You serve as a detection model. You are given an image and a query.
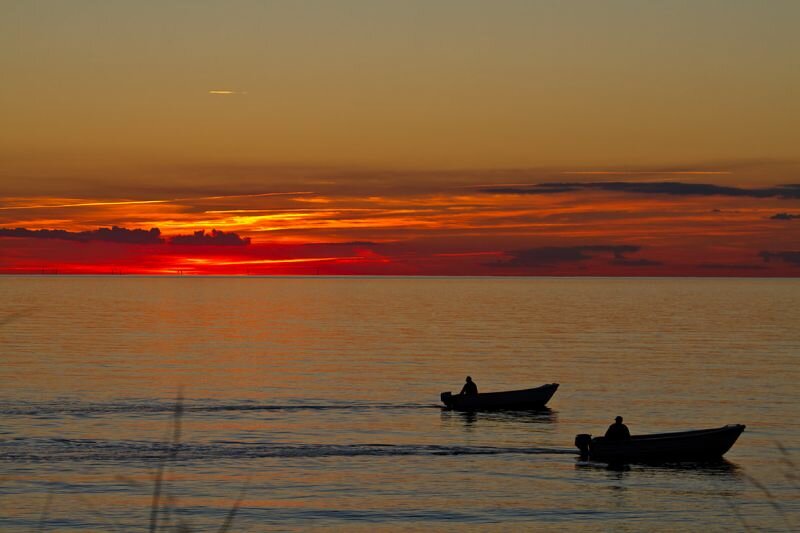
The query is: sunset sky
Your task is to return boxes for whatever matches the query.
[1,1,798,275]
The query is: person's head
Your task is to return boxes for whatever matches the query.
[466,376,472,383]
[615,416,623,423]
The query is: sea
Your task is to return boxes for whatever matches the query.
[1,276,798,531]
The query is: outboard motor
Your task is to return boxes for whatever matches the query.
[575,433,592,458]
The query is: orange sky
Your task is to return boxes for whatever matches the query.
[2,171,799,275]
[1,2,799,275]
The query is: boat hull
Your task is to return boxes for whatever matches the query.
[577,424,745,462]
[440,383,559,411]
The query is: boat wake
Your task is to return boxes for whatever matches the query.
[0,437,575,462]
[0,399,435,417]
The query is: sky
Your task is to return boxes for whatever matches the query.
[1,0,799,275]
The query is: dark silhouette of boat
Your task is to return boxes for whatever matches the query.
[440,383,559,410]
[575,424,746,462]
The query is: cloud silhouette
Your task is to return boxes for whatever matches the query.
[479,182,800,199]
[169,229,251,246]
[697,263,767,270]
[770,213,800,220]
[479,186,576,195]
[0,226,252,246]
[611,258,663,267]
[0,226,163,244]
[490,245,645,268]
[302,241,378,247]
[759,251,800,266]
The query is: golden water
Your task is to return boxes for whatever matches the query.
[1,277,798,530]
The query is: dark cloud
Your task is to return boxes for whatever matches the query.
[0,226,252,246]
[759,251,800,266]
[478,186,575,195]
[0,226,163,244]
[490,245,643,268]
[302,241,378,247]
[770,213,800,220]
[169,229,250,246]
[611,258,663,267]
[479,182,800,199]
[697,263,767,270]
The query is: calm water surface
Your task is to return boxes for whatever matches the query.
[1,277,798,531]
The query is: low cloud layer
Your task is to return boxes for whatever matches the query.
[480,182,800,199]
[759,251,800,266]
[170,229,250,246]
[490,245,651,268]
[0,226,251,246]
[0,226,163,244]
[611,258,663,267]
[698,263,767,270]
[770,213,800,220]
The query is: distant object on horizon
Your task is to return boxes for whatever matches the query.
[440,383,559,411]
[575,424,746,462]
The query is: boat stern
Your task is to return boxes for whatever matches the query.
[575,433,592,457]
[440,391,453,407]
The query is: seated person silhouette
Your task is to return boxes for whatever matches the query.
[605,416,631,440]
[460,376,478,396]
